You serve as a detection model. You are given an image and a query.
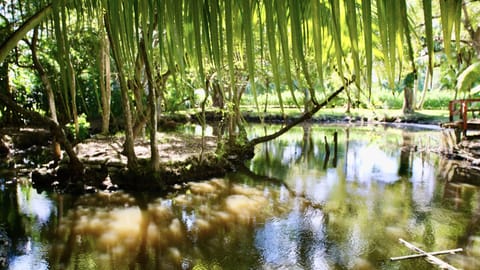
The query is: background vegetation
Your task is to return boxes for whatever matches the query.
[2,0,480,171]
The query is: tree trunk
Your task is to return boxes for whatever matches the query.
[98,19,111,135]
[105,15,138,171]
[463,4,480,57]
[402,72,416,114]
[0,61,12,124]
[416,68,430,110]
[131,53,146,138]
[403,86,414,114]
[30,27,61,161]
[0,92,83,172]
[140,39,159,171]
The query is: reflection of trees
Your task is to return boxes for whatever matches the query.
[47,176,298,269]
[398,131,414,177]
[0,182,24,262]
[248,125,346,180]
[236,164,329,269]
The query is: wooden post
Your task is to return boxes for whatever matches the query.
[323,135,330,169]
[332,131,338,167]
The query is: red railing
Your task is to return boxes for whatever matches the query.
[449,98,480,136]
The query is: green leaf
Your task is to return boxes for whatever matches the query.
[457,62,480,93]
[265,0,284,114]
[422,0,433,76]
[275,0,300,108]
[361,0,372,97]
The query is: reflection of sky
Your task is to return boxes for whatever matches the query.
[410,155,436,210]
[16,187,54,225]
[9,239,48,270]
[255,205,328,269]
[346,143,399,184]
[303,169,340,204]
[253,126,443,268]
[281,144,302,164]
[10,187,53,270]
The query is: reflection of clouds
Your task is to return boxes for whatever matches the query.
[346,143,399,184]
[411,156,436,210]
[281,144,302,164]
[9,238,49,270]
[344,225,369,269]
[255,206,328,269]
[9,188,53,270]
[17,187,53,225]
[303,169,339,204]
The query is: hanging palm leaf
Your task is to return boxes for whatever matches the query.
[275,0,300,108]
[422,0,434,77]
[345,0,360,90]
[224,0,235,101]
[312,0,326,93]
[439,0,458,63]
[328,0,345,85]
[361,0,372,99]
[290,0,317,104]
[457,61,480,93]
[265,0,284,114]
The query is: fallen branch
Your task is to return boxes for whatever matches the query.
[0,92,83,172]
[247,77,354,148]
[398,238,459,270]
[390,248,463,261]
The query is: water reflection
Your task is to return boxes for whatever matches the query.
[247,124,480,269]
[0,124,480,269]
[45,178,300,269]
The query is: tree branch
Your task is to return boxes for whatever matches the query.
[0,4,52,63]
[0,91,83,171]
[247,77,354,147]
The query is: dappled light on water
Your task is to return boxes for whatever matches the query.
[1,124,480,269]
[47,178,298,269]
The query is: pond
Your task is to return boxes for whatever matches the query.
[0,123,479,270]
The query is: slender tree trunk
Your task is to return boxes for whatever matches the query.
[29,27,61,161]
[131,54,146,137]
[52,4,76,132]
[105,15,137,171]
[60,9,78,137]
[403,86,414,114]
[140,39,159,171]
[0,61,12,124]
[417,68,430,110]
[98,19,111,135]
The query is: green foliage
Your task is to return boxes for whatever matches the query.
[2,0,477,142]
[367,89,453,110]
[420,90,453,109]
[457,62,480,93]
[373,91,404,109]
[66,113,90,141]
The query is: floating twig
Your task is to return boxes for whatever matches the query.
[397,238,460,270]
[390,248,463,261]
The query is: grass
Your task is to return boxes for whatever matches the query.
[237,106,450,125]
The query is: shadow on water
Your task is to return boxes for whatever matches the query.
[0,123,480,269]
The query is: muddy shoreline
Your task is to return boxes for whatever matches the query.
[1,114,479,194]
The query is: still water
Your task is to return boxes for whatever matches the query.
[1,123,479,270]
